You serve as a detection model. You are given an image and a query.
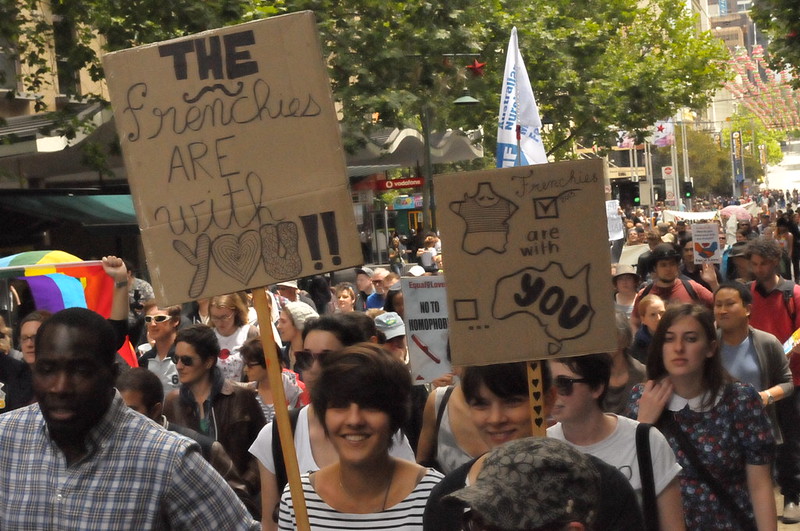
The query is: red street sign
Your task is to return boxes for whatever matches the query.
[375,177,425,190]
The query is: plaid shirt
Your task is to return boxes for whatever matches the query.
[0,392,259,530]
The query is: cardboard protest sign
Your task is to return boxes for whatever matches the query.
[401,277,452,382]
[691,223,722,265]
[435,159,617,365]
[103,12,361,305]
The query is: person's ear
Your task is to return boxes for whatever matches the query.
[149,401,163,421]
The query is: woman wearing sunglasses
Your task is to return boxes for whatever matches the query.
[163,324,266,503]
[548,353,685,530]
[249,314,414,531]
[423,362,644,531]
[629,304,777,530]
[278,343,442,529]
[137,303,182,393]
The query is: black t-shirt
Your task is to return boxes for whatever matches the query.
[0,354,33,414]
[422,452,645,531]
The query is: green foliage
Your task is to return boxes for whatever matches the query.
[670,109,785,198]
[2,0,732,166]
[752,0,800,88]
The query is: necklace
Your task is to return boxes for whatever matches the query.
[338,459,396,512]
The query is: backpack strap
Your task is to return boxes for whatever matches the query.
[636,423,659,531]
[678,276,698,302]
[435,385,455,436]
[640,282,654,299]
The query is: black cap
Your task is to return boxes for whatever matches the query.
[651,243,681,263]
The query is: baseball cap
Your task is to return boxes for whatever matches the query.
[374,312,405,340]
[276,280,298,289]
[356,267,374,278]
[446,438,600,529]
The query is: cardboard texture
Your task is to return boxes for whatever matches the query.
[103,12,361,305]
[401,277,452,383]
[435,159,618,365]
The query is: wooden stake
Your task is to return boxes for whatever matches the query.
[527,361,547,437]
[252,288,310,531]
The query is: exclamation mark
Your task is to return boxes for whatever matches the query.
[320,211,341,266]
[299,214,323,270]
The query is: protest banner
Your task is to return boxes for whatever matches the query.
[401,277,452,383]
[103,12,361,307]
[103,14,359,529]
[435,159,618,366]
[690,223,722,265]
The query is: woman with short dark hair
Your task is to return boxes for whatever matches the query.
[278,344,442,530]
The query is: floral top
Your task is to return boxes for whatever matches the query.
[628,381,774,530]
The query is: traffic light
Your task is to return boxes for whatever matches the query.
[683,182,694,198]
[633,183,641,204]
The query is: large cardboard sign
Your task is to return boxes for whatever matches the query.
[401,277,452,382]
[103,13,360,305]
[435,159,617,365]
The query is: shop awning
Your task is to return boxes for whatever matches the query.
[0,192,137,227]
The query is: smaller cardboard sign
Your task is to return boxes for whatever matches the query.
[691,223,722,265]
[401,277,452,382]
[606,200,624,241]
[435,159,618,365]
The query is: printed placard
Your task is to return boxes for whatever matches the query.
[691,223,722,265]
[435,159,617,365]
[401,277,452,382]
[103,12,361,305]
[606,200,624,241]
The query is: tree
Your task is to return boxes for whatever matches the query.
[2,0,731,165]
[751,0,800,89]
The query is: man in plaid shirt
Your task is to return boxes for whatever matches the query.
[0,307,259,530]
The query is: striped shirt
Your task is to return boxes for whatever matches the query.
[0,392,259,530]
[278,469,444,530]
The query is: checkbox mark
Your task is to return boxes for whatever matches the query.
[533,197,559,219]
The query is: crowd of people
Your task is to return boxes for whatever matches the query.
[2,204,800,530]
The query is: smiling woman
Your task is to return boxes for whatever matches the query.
[277,344,442,530]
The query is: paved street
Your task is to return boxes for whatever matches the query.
[766,141,800,192]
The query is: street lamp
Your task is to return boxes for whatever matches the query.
[421,89,479,233]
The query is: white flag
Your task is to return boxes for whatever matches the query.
[496,27,547,168]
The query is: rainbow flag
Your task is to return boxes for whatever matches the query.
[0,251,113,317]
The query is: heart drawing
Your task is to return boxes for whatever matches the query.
[211,231,262,285]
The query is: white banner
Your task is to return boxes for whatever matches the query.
[401,277,452,383]
[496,27,547,168]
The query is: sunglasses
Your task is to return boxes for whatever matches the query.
[294,349,332,370]
[553,375,592,396]
[171,354,197,366]
[144,314,170,324]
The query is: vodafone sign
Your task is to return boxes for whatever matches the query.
[376,177,425,190]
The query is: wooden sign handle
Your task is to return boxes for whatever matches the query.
[253,288,310,531]
[527,361,547,437]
